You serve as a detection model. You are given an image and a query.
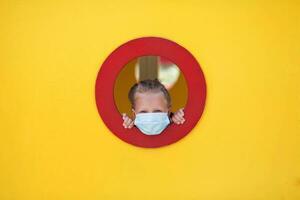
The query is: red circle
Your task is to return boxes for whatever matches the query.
[95,37,206,148]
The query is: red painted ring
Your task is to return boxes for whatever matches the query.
[95,37,206,148]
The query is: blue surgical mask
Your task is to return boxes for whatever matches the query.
[134,112,170,135]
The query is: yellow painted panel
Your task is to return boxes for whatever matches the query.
[0,1,299,199]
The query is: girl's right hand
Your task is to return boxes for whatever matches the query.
[122,113,134,129]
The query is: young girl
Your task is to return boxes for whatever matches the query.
[122,79,185,135]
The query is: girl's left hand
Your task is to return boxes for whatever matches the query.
[171,108,185,124]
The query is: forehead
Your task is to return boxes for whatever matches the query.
[134,91,167,104]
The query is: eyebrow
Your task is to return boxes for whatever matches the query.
[138,109,163,113]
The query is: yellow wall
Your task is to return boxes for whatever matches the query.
[1,1,299,199]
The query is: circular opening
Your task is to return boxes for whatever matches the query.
[114,55,188,117]
[95,37,206,148]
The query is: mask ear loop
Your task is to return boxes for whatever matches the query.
[168,111,174,123]
[167,103,173,123]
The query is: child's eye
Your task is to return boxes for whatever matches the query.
[153,110,163,113]
[139,110,147,113]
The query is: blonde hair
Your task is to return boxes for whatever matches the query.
[128,79,171,108]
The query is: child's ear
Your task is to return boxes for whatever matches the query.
[168,105,172,113]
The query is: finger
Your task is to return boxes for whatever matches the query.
[123,121,127,128]
[174,110,183,118]
[176,112,184,119]
[176,114,186,124]
[125,118,131,127]
[172,115,181,124]
[122,113,127,120]
[180,118,185,124]
[124,119,134,129]
[177,115,185,124]
[123,118,129,128]
[179,108,184,116]
[176,109,184,117]
[127,119,133,126]
[128,121,134,128]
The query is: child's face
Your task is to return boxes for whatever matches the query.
[132,91,170,114]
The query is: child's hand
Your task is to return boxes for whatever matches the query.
[122,113,134,129]
[171,108,185,124]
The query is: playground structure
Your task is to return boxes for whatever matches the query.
[1,1,299,200]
